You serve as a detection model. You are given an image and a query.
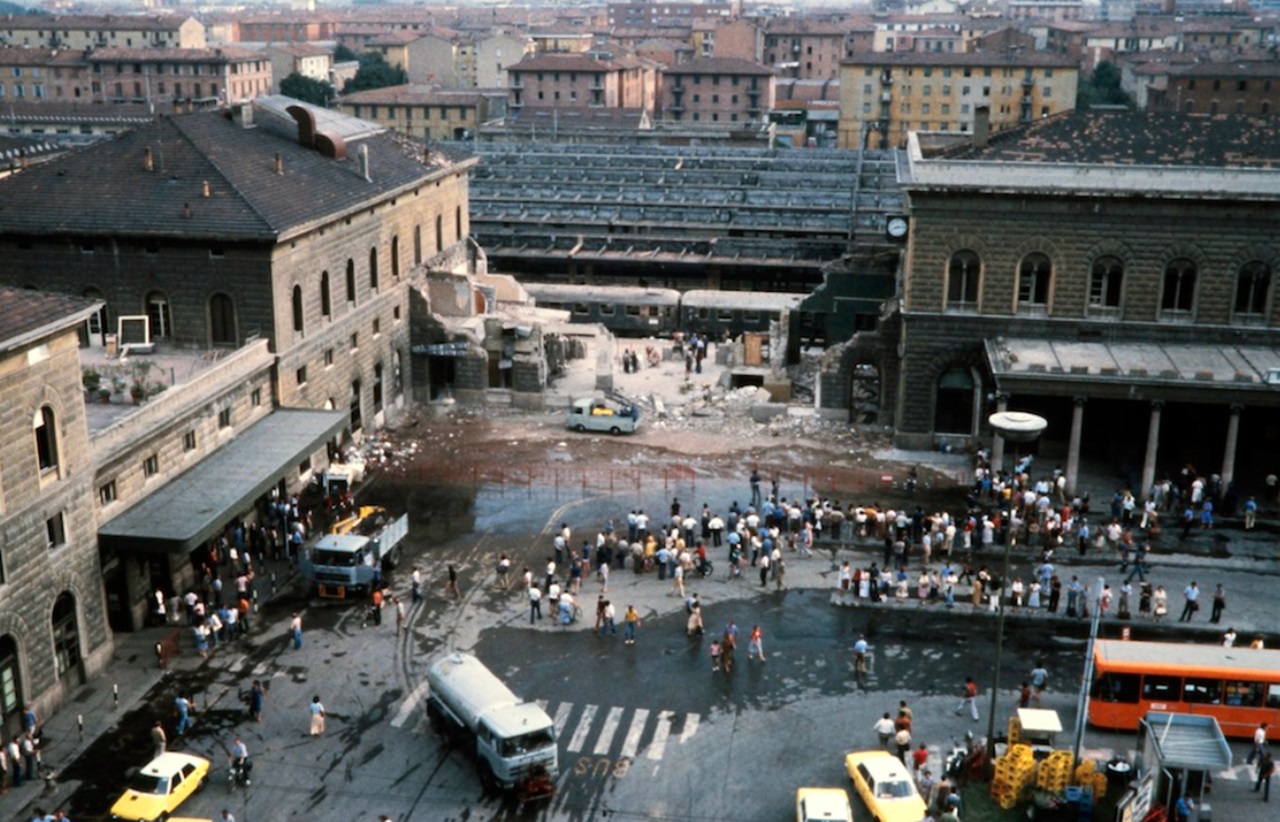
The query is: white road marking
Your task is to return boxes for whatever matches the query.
[593,707,625,755]
[621,709,649,758]
[678,713,700,744]
[553,702,573,737]
[567,704,598,753]
[646,710,674,760]
[390,680,430,728]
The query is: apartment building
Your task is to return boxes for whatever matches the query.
[838,51,1078,149]
[88,47,272,107]
[659,57,775,124]
[1146,61,1280,115]
[0,14,205,50]
[762,19,851,81]
[262,43,333,94]
[507,51,659,116]
[339,85,495,140]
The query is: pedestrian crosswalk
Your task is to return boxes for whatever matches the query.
[537,700,702,763]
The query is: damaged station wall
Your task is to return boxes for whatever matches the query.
[408,267,565,409]
[804,249,902,427]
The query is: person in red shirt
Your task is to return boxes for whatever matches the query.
[912,743,929,773]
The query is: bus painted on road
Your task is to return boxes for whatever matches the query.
[1089,639,1280,740]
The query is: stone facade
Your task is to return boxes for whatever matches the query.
[871,136,1280,487]
[0,302,114,739]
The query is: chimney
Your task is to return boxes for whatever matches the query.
[240,103,255,128]
[183,203,192,219]
[202,180,210,198]
[358,144,371,181]
[275,153,284,175]
[973,105,990,149]
[143,147,154,171]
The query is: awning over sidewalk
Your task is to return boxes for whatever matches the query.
[98,408,348,556]
[985,337,1280,404]
[1140,712,1233,771]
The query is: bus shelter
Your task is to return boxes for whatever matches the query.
[1121,712,1232,822]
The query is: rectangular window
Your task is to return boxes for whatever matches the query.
[351,332,359,351]
[1183,678,1222,705]
[1223,680,1264,708]
[143,454,159,477]
[1142,675,1182,701]
[46,513,66,549]
[251,388,262,407]
[296,366,308,386]
[299,456,312,477]
[393,305,402,321]
[373,318,381,336]
[183,430,197,451]
[99,481,117,505]
[325,348,335,367]
[218,408,231,428]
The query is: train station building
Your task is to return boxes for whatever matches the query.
[822,111,1280,497]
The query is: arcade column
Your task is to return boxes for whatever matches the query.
[1140,400,1164,501]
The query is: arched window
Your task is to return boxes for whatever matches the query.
[935,367,976,435]
[0,635,23,725]
[209,294,236,346]
[145,291,172,339]
[52,592,82,683]
[346,259,357,305]
[1089,256,1124,312]
[33,406,59,474]
[435,215,444,252]
[1161,258,1197,319]
[947,250,980,309]
[413,225,422,266]
[391,236,400,279]
[292,285,304,334]
[320,271,332,319]
[369,247,379,292]
[1234,261,1271,322]
[1017,252,1052,310]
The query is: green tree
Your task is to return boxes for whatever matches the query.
[1077,61,1131,110]
[333,43,358,63]
[280,72,334,107]
[343,53,408,94]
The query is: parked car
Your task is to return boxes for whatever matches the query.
[797,786,855,822]
[109,752,210,822]
[844,750,928,822]
[565,397,640,435]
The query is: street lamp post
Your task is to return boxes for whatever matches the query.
[984,411,1048,756]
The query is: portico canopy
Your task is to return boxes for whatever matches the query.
[98,408,348,555]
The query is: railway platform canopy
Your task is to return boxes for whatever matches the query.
[467,143,906,286]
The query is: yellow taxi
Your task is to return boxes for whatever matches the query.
[844,750,928,822]
[796,786,855,822]
[109,752,211,822]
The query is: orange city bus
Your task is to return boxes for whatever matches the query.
[1089,639,1280,740]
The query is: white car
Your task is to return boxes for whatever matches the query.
[565,397,640,434]
[797,786,855,822]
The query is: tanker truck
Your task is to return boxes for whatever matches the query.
[425,652,558,800]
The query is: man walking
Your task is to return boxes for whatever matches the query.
[955,676,979,721]
[622,605,641,645]
[289,611,303,649]
[1030,661,1049,707]
[1179,581,1200,622]
[1256,751,1275,801]
[1210,584,1226,624]
[529,585,542,624]
[151,721,167,758]
[1248,723,1269,765]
